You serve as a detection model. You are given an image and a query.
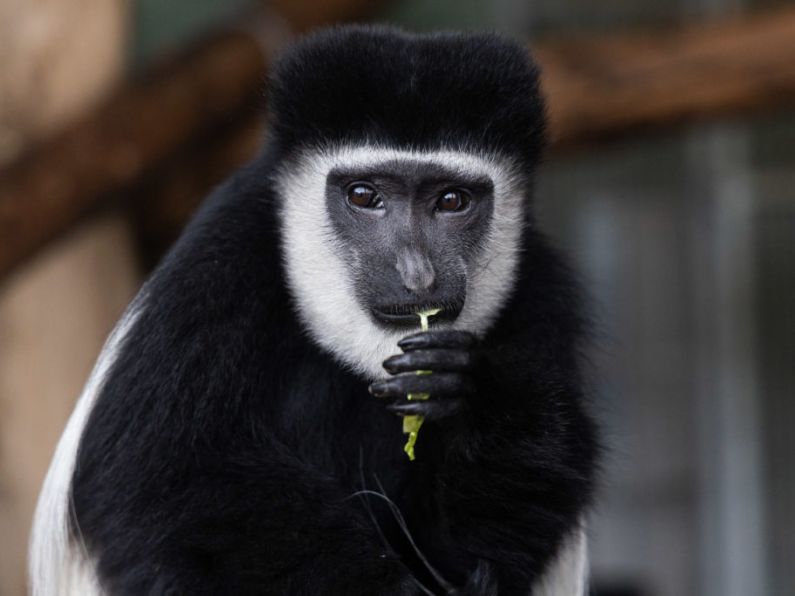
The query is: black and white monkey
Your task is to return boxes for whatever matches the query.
[30,26,598,595]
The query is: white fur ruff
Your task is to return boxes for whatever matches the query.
[532,524,589,596]
[277,145,527,380]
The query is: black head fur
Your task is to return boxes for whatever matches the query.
[267,26,546,168]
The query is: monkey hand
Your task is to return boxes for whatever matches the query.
[369,330,479,422]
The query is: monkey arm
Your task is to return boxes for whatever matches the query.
[444,338,596,593]
[71,438,420,596]
[372,328,597,591]
[435,383,596,592]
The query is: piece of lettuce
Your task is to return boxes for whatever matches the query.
[402,307,441,460]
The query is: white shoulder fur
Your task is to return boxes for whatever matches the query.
[532,524,589,596]
[29,305,142,596]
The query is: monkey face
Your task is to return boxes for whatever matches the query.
[279,146,526,379]
[324,159,494,330]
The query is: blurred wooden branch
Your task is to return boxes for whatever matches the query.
[269,0,384,32]
[539,8,795,149]
[3,7,795,281]
[131,111,264,267]
[0,32,267,282]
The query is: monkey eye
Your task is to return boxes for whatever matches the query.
[347,184,383,209]
[436,189,470,212]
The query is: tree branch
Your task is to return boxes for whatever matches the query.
[539,8,795,149]
[0,32,267,282]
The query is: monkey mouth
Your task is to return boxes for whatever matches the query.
[370,301,463,328]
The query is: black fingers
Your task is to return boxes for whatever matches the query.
[385,397,465,421]
[397,330,477,352]
[369,372,474,400]
[383,349,472,374]
[372,331,479,424]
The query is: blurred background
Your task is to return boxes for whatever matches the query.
[1,0,793,595]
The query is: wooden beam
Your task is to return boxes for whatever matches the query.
[0,31,267,283]
[538,8,795,149]
[130,111,264,267]
[3,8,795,281]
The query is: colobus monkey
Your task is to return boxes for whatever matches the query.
[31,26,598,595]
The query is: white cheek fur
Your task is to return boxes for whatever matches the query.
[277,145,526,380]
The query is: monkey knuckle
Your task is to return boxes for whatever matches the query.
[447,330,477,344]
[450,374,475,395]
[384,354,412,373]
[406,348,436,363]
[387,349,475,375]
[430,373,462,394]
[452,350,474,368]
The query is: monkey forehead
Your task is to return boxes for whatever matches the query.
[276,146,525,199]
[326,159,495,193]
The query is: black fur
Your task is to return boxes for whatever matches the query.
[267,26,546,169]
[70,26,597,595]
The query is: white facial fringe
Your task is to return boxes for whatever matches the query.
[277,145,527,380]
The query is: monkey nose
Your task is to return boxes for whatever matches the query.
[395,247,436,293]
